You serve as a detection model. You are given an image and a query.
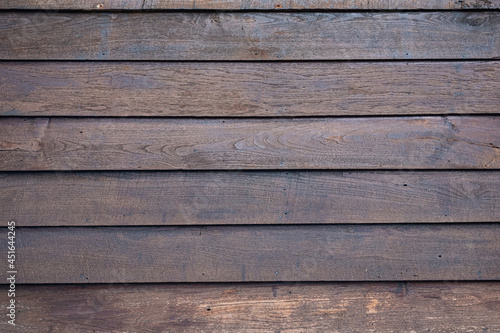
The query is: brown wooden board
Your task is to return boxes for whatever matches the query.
[1,116,499,171]
[1,224,499,283]
[2,0,500,10]
[1,12,500,60]
[2,61,499,117]
[1,282,499,332]
[2,171,499,226]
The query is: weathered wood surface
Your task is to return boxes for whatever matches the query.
[2,0,500,10]
[1,282,499,332]
[2,12,500,60]
[2,224,499,283]
[2,61,499,117]
[1,117,498,171]
[2,171,499,226]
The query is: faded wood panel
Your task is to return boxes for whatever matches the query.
[1,12,499,60]
[1,224,499,283]
[1,282,499,332]
[2,0,500,10]
[2,61,500,117]
[0,117,498,171]
[2,171,499,226]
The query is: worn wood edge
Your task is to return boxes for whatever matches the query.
[2,171,500,226]
[1,282,499,332]
[1,224,499,283]
[1,0,500,10]
[0,116,499,170]
[2,61,500,117]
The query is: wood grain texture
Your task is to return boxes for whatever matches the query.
[2,0,500,10]
[2,12,500,60]
[2,171,499,226]
[1,117,499,171]
[1,224,499,283]
[1,282,499,332]
[2,61,500,117]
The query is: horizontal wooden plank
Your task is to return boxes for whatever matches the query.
[2,61,500,117]
[1,282,499,332]
[1,117,498,171]
[2,171,499,226]
[2,224,499,283]
[1,12,499,60]
[2,0,500,10]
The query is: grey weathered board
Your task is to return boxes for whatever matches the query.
[2,171,499,226]
[0,0,500,10]
[1,116,498,171]
[2,61,499,117]
[1,224,499,283]
[1,12,499,60]
[2,0,500,10]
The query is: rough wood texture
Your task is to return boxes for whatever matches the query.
[2,12,499,60]
[2,61,500,117]
[2,171,499,226]
[2,0,500,10]
[1,117,498,171]
[1,282,499,332]
[2,224,499,283]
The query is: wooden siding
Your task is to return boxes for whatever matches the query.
[2,62,499,117]
[2,171,499,226]
[0,0,499,331]
[1,117,499,171]
[1,12,500,60]
[2,0,500,10]
[1,283,499,332]
[3,224,500,283]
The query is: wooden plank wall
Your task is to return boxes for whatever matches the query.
[0,1,499,331]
